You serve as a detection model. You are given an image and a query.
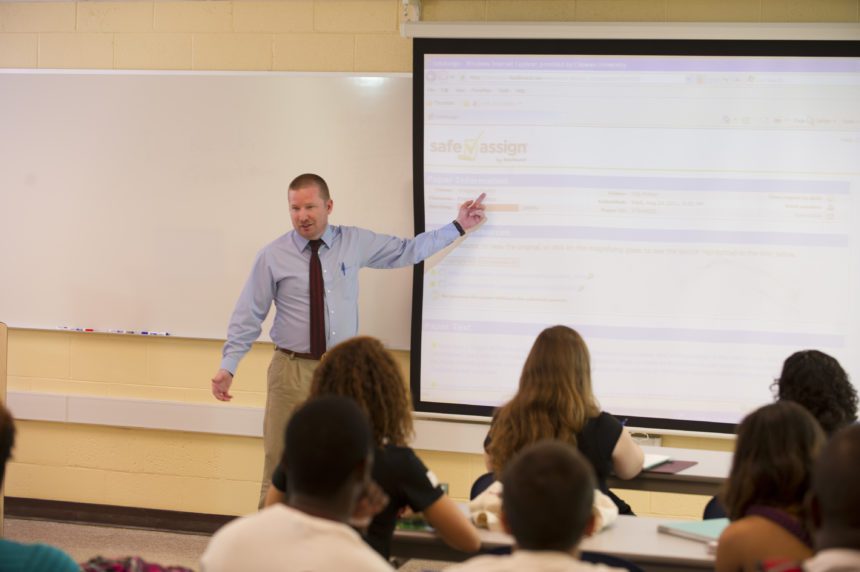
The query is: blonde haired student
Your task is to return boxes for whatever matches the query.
[485,325,643,514]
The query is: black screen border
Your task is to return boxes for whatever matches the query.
[410,37,860,434]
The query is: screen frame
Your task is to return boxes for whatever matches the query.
[410,37,860,434]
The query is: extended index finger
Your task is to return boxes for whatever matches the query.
[471,192,487,208]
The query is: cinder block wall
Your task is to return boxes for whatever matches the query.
[2,0,855,518]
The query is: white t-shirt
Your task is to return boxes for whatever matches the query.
[447,550,625,572]
[200,504,392,572]
[803,548,860,572]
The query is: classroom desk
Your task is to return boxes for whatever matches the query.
[392,515,714,572]
[607,445,732,496]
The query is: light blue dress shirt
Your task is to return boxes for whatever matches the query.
[220,223,460,374]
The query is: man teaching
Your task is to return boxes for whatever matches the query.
[211,173,486,505]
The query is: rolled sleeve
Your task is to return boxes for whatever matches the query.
[360,223,460,269]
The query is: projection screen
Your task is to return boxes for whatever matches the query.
[410,38,860,433]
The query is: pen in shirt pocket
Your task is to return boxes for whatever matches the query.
[341,262,346,275]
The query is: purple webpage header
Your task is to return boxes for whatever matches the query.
[426,55,860,73]
[425,172,850,195]
[424,319,845,347]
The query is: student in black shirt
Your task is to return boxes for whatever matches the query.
[265,336,481,559]
[485,325,644,514]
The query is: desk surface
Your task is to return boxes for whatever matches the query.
[393,515,715,572]
[608,445,732,496]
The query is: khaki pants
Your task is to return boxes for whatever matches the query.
[258,349,319,508]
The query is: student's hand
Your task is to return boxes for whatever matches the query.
[456,193,487,231]
[350,480,389,528]
[211,369,234,401]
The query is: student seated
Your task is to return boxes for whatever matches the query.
[803,423,860,570]
[773,349,857,436]
[485,326,643,514]
[264,336,480,559]
[715,401,825,572]
[200,396,391,571]
[450,440,624,571]
[0,403,80,572]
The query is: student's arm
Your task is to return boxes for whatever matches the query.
[611,429,645,480]
[422,495,482,553]
[714,522,745,572]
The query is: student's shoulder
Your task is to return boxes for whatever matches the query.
[210,506,283,542]
[581,411,624,437]
[321,531,392,572]
[716,518,759,568]
[0,540,80,572]
[445,554,513,572]
[594,411,624,427]
[380,445,440,486]
[447,554,624,572]
[380,444,426,469]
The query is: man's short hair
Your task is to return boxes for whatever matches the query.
[289,173,330,201]
[283,396,372,497]
[502,440,595,551]
[813,424,860,530]
[0,403,16,488]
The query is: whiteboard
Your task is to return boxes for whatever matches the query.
[0,71,416,349]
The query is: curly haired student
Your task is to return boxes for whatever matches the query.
[773,350,857,436]
[265,336,481,559]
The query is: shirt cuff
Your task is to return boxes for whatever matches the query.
[220,357,239,376]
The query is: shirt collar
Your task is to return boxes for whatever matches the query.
[293,225,334,252]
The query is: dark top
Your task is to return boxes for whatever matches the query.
[578,412,633,515]
[746,505,813,549]
[485,411,633,515]
[272,444,444,559]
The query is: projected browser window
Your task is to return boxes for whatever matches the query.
[419,54,860,425]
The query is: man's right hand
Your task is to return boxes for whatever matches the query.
[212,369,234,401]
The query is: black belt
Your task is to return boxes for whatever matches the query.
[276,347,320,360]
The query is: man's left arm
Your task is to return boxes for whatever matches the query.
[360,193,486,268]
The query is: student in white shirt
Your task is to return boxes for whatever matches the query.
[200,396,391,572]
[449,440,624,572]
[802,424,860,572]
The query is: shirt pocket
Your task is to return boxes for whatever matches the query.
[328,261,359,301]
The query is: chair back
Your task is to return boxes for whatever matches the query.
[703,495,727,519]
[469,471,496,500]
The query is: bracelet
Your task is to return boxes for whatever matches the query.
[452,220,466,236]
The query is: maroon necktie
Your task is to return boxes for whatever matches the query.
[309,239,326,359]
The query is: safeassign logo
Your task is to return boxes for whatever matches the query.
[429,132,528,161]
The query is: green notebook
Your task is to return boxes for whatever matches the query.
[658,518,730,544]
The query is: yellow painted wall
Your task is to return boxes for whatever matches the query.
[3,0,856,518]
